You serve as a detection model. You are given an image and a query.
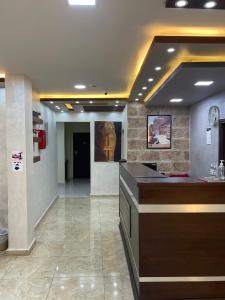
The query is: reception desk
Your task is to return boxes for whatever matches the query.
[119,162,225,300]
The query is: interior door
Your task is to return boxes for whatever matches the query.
[73,132,90,178]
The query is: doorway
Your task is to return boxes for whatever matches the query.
[219,119,225,162]
[73,132,90,178]
[58,122,91,198]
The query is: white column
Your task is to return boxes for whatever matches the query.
[57,123,65,184]
[5,75,34,251]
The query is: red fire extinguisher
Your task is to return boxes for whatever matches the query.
[38,130,46,149]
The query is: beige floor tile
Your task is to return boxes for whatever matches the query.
[54,256,103,277]
[0,278,52,300]
[0,255,17,278]
[31,241,65,257]
[3,257,58,279]
[104,276,134,300]
[47,277,105,300]
[5,197,133,298]
[61,240,102,257]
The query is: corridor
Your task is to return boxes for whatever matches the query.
[0,197,133,299]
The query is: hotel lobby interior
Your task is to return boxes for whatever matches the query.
[1,0,225,299]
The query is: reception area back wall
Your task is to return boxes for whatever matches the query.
[127,103,190,175]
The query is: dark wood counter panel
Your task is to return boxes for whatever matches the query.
[119,162,225,300]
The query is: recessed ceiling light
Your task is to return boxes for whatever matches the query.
[115,104,119,107]
[65,103,73,110]
[89,101,93,104]
[155,66,162,71]
[135,98,139,102]
[115,101,119,104]
[142,86,147,90]
[204,1,217,8]
[138,93,143,96]
[169,98,183,103]
[194,81,214,86]
[74,84,86,89]
[75,101,80,104]
[50,101,54,104]
[148,78,154,82]
[68,0,95,5]
[167,48,176,53]
[55,106,60,110]
[175,0,188,7]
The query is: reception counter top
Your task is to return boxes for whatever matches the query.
[119,162,225,300]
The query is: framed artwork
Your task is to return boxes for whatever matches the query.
[95,121,122,162]
[147,115,172,149]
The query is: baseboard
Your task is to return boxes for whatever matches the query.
[34,194,58,229]
[6,238,36,256]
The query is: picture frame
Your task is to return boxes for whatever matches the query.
[94,121,122,162]
[147,115,172,149]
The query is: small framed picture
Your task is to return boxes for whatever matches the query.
[147,115,172,149]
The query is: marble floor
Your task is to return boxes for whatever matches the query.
[58,179,90,197]
[0,196,134,300]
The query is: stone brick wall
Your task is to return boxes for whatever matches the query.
[127,103,190,175]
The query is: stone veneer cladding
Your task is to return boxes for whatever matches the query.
[127,103,190,175]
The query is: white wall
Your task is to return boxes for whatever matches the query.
[31,93,58,229]
[190,92,225,178]
[0,89,7,228]
[56,111,125,196]
[57,123,65,184]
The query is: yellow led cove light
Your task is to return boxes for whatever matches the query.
[40,93,129,99]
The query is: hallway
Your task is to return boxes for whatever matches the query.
[58,179,91,198]
[0,197,133,299]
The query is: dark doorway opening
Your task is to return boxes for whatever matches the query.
[73,132,90,178]
[219,119,225,162]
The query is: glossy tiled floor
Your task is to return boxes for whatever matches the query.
[0,197,134,300]
[58,179,91,197]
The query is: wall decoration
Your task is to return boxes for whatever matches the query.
[206,127,212,145]
[95,121,122,162]
[208,105,220,127]
[11,151,23,172]
[147,115,172,149]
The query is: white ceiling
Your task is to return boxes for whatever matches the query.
[1,0,225,96]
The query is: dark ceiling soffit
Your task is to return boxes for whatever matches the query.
[145,62,225,103]
[165,0,225,10]
[40,98,128,102]
[182,62,225,68]
[0,78,5,83]
[129,35,225,100]
[153,35,225,44]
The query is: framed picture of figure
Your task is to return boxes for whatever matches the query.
[147,115,172,149]
[95,121,122,162]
